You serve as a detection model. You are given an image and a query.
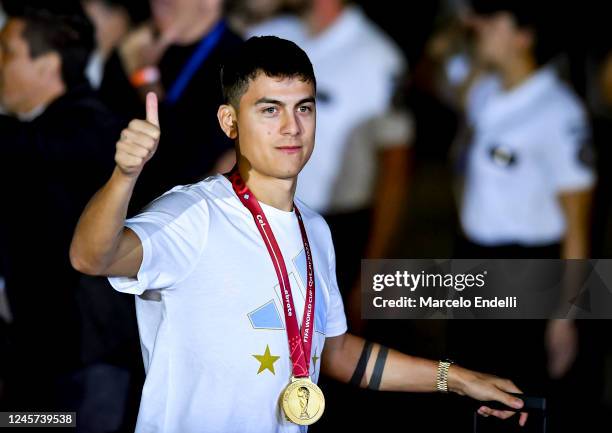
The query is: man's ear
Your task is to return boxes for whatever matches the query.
[516,28,536,56]
[35,51,62,83]
[217,104,238,139]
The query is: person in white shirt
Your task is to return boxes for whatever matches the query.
[460,58,594,257]
[425,1,597,431]
[428,0,596,261]
[70,36,528,432]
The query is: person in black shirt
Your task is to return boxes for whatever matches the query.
[98,0,243,212]
[0,7,139,429]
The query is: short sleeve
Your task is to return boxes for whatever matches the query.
[546,111,596,192]
[108,186,209,295]
[324,238,348,338]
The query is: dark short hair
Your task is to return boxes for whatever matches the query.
[8,7,95,88]
[471,0,560,66]
[220,36,316,107]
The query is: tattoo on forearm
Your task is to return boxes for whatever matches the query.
[349,341,373,387]
[367,345,388,391]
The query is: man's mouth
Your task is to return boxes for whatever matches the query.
[275,146,302,154]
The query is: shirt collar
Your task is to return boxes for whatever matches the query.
[16,104,47,122]
[493,67,557,108]
[481,67,558,127]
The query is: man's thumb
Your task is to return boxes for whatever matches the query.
[146,92,160,127]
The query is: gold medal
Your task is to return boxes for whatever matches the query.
[280,376,325,425]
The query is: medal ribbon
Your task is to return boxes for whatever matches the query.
[228,168,315,378]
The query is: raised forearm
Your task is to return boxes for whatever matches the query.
[71,93,161,275]
[70,167,138,273]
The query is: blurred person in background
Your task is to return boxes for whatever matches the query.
[425,1,602,430]
[225,0,299,34]
[0,4,141,431]
[98,0,243,213]
[82,0,150,89]
[425,0,594,264]
[247,1,413,430]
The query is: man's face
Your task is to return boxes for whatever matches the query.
[473,12,529,69]
[234,73,316,180]
[0,19,45,113]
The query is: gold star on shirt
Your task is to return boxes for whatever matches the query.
[253,344,280,375]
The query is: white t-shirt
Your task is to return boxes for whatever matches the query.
[461,67,596,246]
[108,174,347,433]
[247,6,406,213]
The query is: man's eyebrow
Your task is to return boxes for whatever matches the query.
[255,98,283,106]
[254,96,316,106]
[297,97,316,105]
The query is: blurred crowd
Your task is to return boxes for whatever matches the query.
[0,0,611,432]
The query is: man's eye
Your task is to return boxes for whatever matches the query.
[298,106,312,113]
[263,107,277,114]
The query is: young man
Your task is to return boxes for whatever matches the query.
[71,36,527,432]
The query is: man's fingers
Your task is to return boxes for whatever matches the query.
[492,379,524,409]
[127,119,160,140]
[494,378,522,394]
[120,129,157,151]
[491,409,515,420]
[146,92,160,127]
[115,102,160,177]
[115,152,146,170]
[479,406,516,420]
[117,139,150,159]
[519,411,528,427]
[477,407,489,417]
[494,388,524,410]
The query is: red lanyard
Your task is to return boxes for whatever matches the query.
[228,169,315,378]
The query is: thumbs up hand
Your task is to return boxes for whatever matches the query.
[115,92,161,178]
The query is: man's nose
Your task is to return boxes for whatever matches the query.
[281,111,301,136]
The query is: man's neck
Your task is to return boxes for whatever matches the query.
[174,10,222,45]
[500,55,538,90]
[238,163,296,212]
[15,80,65,118]
[304,0,344,36]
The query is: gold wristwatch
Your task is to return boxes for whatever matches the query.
[436,359,454,393]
